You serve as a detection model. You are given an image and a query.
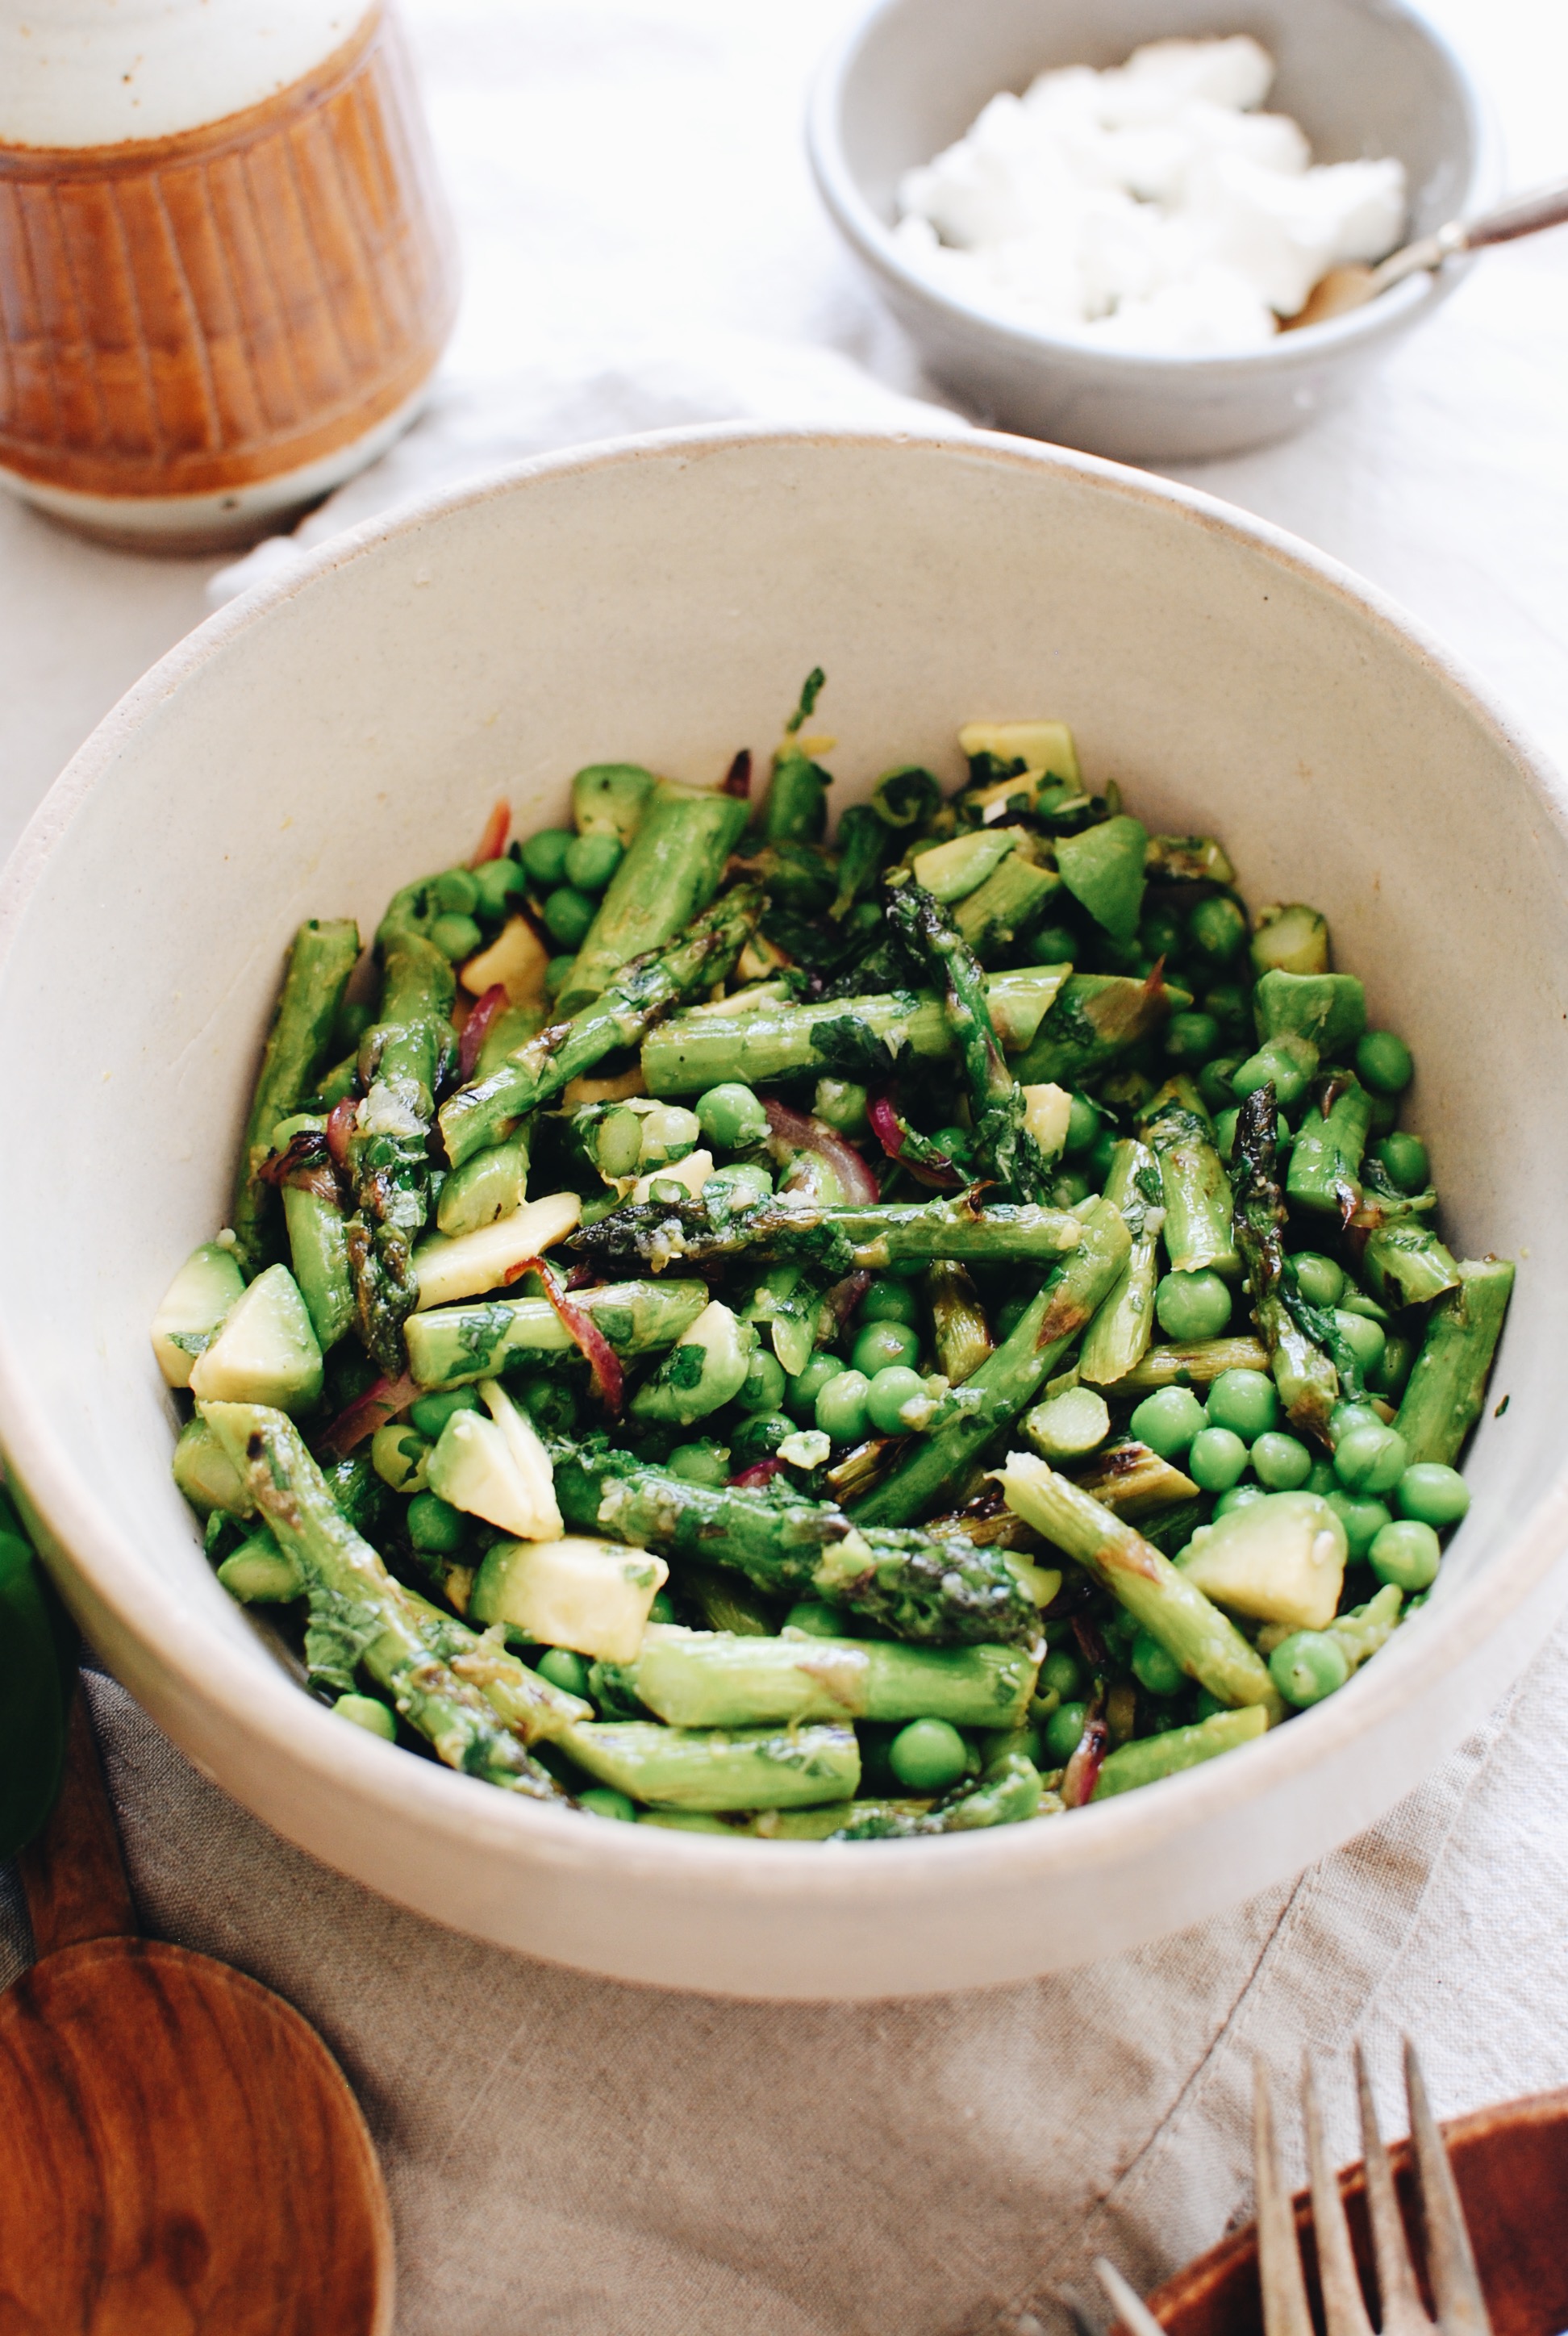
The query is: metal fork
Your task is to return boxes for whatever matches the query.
[1094,2040,1492,2336]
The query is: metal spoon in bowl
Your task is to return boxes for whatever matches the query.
[1285,173,1568,329]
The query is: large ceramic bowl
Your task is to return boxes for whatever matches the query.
[1,425,1564,2000]
[807,0,1492,461]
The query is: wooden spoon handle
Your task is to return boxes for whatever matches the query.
[1463,174,1568,250]
[18,1686,138,1958]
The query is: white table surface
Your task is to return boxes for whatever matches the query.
[3,6,1566,2329]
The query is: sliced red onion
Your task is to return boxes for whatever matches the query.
[728,1458,785,1490]
[511,1254,623,1414]
[866,1093,962,1191]
[822,1272,871,1333]
[325,1095,357,1174]
[458,983,508,1085]
[720,748,752,801]
[470,800,511,866]
[319,1371,419,1458]
[762,1099,879,1206]
[1060,1704,1108,1808]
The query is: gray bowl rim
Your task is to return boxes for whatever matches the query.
[2,418,1565,1927]
[806,0,1496,376]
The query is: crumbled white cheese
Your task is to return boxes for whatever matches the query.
[894,35,1405,348]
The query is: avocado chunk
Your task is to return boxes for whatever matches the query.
[1054,816,1149,945]
[630,1299,753,1426]
[426,1379,562,1540]
[469,1535,669,1663]
[152,1241,246,1389]
[172,1417,255,1517]
[189,1265,323,1416]
[1177,1492,1347,1630]
[1253,969,1366,1058]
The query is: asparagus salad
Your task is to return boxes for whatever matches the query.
[154,678,1512,1838]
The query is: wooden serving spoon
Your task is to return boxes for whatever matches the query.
[1285,172,1568,329]
[0,1691,394,2335]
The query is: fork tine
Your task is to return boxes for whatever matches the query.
[1403,2040,1494,2336]
[1094,2257,1169,2336]
[1355,2042,1432,2336]
[1253,2059,1315,2336]
[1057,2284,1112,2336]
[1302,2056,1375,2336]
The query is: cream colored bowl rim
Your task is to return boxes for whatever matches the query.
[805,0,1491,372]
[3,420,1565,1918]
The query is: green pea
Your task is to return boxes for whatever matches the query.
[1063,1093,1101,1157]
[786,1353,844,1423]
[1031,924,1080,967]
[1192,1688,1227,1721]
[332,996,373,1051]
[1198,1056,1241,1114]
[1188,895,1247,966]
[1206,1367,1278,1441]
[408,1387,483,1440]
[648,1591,678,1625]
[785,1600,844,1637]
[430,911,483,962]
[514,1374,579,1437]
[1050,1170,1092,1208]
[1333,1424,1407,1495]
[860,1276,920,1328]
[813,1078,869,1136]
[1165,1011,1221,1066]
[1186,1426,1248,1493]
[1130,1629,1184,1697]
[543,886,598,950]
[1212,1484,1269,1517]
[735,1349,788,1416]
[563,832,623,892]
[1369,1518,1441,1591]
[1290,1251,1344,1308]
[705,1163,773,1211]
[1332,1309,1387,1378]
[1303,1458,1338,1496]
[638,1104,702,1168]
[579,1788,637,1821]
[1356,1030,1413,1095]
[473,856,527,920]
[520,828,573,886]
[1130,1386,1207,1460]
[1270,1629,1351,1708]
[537,1646,592,1697]
[668,1441,731,1486]
[695,1081,769,1153]
[889,1717,970,1792]
[432,866,479,916]
[1326,1491,1392,1560]
[1396,1462,1470,1529]
[1140,907,1186,962]
[1043,1700,1088,1766]
[865,1365,928,1437]
[731,1412,793,1466]
[1203,984,1251,1038]
[1377,1133,1429,1193]
[334,1692,396,1740]
[1155,1270,1232,1342]
[852,1320,921,1377]
[407,1491,466,1554]
[544,953,576,995]
[1040,1650,1082,1700]
[1251,1431,1312,1491]
[815,1370,871,1445]
[371,1424,431,1495]
[1366,1090,1399,1138]
[1086,1127,1120,1187]
[1369,1331,1415,1400]
[594,1105,645,1180]
[1328,1400,1383,1446]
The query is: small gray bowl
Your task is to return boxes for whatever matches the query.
[807,0,1494,461]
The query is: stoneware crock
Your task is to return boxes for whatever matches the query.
[0,424,1563,2000]
[0,0,456,550]
[807,0,1494,462]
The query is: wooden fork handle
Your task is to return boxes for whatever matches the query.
[18,1686,138,1958]
[1464,174,1568,250]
